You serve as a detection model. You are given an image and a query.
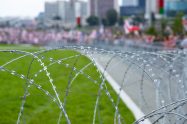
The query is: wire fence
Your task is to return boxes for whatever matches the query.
[0,45,187,124]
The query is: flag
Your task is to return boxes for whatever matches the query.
[124,19,131,34]
[124,19,140,34]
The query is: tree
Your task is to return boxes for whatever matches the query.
[133,16,145,23]
[160,18,167,36]
[53,16,61,20]
[145,26,158,36]
[172,13,184,35]
[52,16,62,29]
[86,15,99,26]
[102,18,108,26]
[106,9,118,26]
[118,16,124,26]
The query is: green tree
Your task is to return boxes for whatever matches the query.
[172,13,184,35]
[101,18,108,26]
[52,16,62,29]
[106,9,118,26]
[160,18,167,36]
[86,15,99,26]
[53,16,61,20]
[145,26,158,36]
[118,16,124,26]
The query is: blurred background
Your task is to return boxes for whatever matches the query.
[0,0,187,49]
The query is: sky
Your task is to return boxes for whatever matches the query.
[0,0,122,18]
[0,0,50,18]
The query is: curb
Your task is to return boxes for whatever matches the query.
[95,61,151,124]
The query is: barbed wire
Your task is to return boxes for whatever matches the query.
[0,46,187,124]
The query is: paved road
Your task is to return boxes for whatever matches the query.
[88,49,187,123]
[92,53,156,113]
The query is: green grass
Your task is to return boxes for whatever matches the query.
[0,45,135,124]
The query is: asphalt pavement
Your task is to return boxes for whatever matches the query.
[88,48,187,124]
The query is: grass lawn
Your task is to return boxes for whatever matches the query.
[0,44,135,124]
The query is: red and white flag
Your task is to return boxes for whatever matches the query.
[124,19,140,34]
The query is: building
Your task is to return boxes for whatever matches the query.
[75,1,88,25]
[165,0,187,16]
[120,0,146,16]
[121,0,138,6]
[89,0,117,18]
[44,0,88,27]
[145,0,187,17]
[120,6,145,16]
[63,2,76,26]
[145,0,158,18]
[44,1,76,27]
[121,0,187,18]
[138,0,146,8]
[45,1,59,20]
[114,0,119,13]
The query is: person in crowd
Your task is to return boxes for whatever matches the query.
[180,35,187,48]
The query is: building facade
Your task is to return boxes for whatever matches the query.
[121,0,187,18]
[89,0,116,18]
[45,1,76,26]
[75,1,88,25]
[145,0,158,18]
[138,0,146,8]
[44,0,88,27]
[120,6,145,16]
[165,0,187,16]
[121,0,138,6]
[45,1,59,20]
[120,0,146,16]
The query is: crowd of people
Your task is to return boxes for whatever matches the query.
[0,27,187,49]
[0,28,82,44]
